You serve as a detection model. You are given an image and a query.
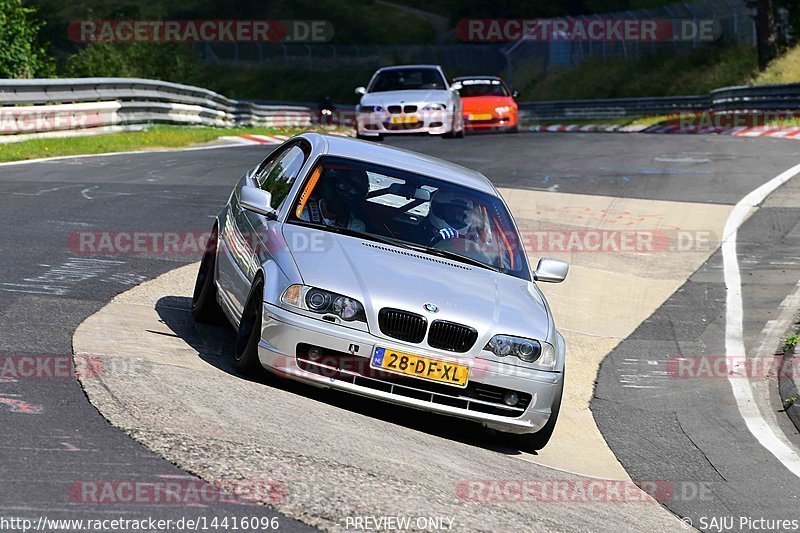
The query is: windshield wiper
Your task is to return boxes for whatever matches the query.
[400,242,501,272]
[292,221,415,250]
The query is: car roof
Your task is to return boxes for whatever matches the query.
[298,133,496,195]
[453,75,504,81]
[376,65,443,72]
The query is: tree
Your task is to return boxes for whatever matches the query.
[0,0,54,78]
[756,0,778,71]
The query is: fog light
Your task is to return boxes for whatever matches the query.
[503,391,520,407]
[308,347,322,361]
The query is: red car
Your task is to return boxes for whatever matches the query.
[453,76,519,133]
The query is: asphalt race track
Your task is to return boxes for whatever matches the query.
[2,132,800,531]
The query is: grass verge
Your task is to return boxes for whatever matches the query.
[0,125,348,163]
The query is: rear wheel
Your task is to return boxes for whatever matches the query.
[191,229,224,324]
[233,278,265,375]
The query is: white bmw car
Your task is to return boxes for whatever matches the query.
[355,65,465,140]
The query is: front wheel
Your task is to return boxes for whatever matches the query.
[233,279,266,375]
[510,374,563,451]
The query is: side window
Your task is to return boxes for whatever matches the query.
[255,143,309,207]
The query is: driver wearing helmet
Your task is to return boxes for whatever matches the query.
[427,189,482,245]
[299,166,370,232]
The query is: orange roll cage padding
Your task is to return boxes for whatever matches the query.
[295,165,323,219]
[491,212,516,270]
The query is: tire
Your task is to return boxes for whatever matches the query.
[233,278,266,375]
[191,229,224,324]
[444,116,465,138]
[508,125,519,134]
[511,372,564,451]
[357,133,382,142]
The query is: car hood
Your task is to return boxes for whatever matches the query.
[284,225,552,355]
[462,96,516,113]
[360,89,453,107]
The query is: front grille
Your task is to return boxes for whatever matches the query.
[386,105,418,114]
[296,344,531,418]
[378,308,427,343]
[428,320,478,353]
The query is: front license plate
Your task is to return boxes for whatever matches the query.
[390,115,419,124]
[468,113,493,121]
[371,347,469,387]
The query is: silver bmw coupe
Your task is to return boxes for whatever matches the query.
[192,133,568,449]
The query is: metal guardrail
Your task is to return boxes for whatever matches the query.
[3,77,800,138]
[0,78,313,137]
[520,83,800,122]
[519,95,710,121]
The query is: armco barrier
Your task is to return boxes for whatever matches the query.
[4,78,800,137]
[520,83,800,122]
[0,78,313,137]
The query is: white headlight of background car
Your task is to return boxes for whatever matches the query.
[281,284,367,323]
[485,335,557,370]
[422,103,447,110]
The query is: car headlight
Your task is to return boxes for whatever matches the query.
[484,335,556,369]
[494,106,510,114]
[422,103,446,111]
[359,105,382,113]
[281,284,366,322]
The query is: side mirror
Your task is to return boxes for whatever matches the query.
[511,90,520,99]
[355,86,366,96]
[451,82,462,91]
[533,258,568,283]
[240,186,277,219]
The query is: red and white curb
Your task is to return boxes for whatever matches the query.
[219,134,291,145]
[220,130,355,146]
[530,124,800,139]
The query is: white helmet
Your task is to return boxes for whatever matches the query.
[429,190,474,233]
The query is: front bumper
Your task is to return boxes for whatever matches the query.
[257,304,561,434]
[463,113,517,130]
[356,111,453,137]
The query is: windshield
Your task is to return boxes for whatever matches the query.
[457,79,510,97]
[288,156,529,279]
[369,68,447,92]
